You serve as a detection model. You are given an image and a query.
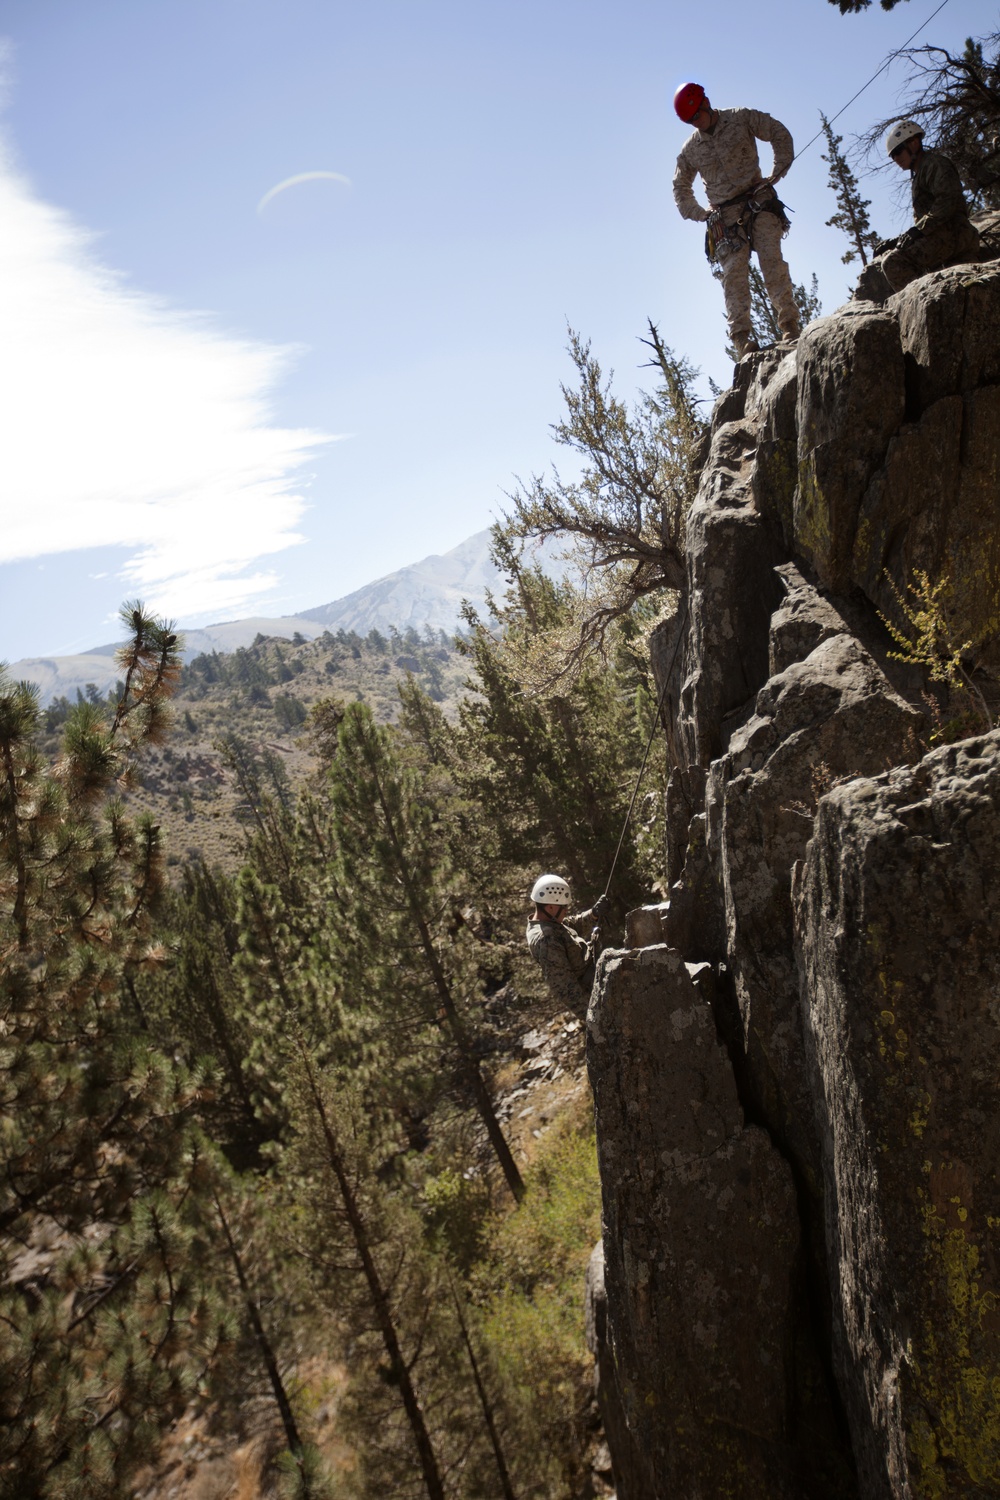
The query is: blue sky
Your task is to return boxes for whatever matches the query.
[0,0,991,660]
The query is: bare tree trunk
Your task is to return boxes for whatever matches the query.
[409,901,525,1202]
[368,776,525,1203]
[449,1274,517,1500]
[214,1193,306,1469]
[296,1042,447,1500]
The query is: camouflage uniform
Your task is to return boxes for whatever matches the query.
[673,107,799,354]
[881,147,980,291]
[526,909,597,1014]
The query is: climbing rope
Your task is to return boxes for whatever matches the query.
[605,598,689,899]
[791,0,953,166]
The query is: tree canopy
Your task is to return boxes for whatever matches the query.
[830,0,907,12]
[858,32,1000,206]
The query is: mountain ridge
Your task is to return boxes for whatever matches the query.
[7,528,517,703]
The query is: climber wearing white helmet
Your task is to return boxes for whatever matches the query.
[526,874,610,1015]
[855,119,980,301]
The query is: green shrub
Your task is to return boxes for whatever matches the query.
[472,1103,602,1497]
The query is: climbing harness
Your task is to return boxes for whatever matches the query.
[604,598,689,900]
[705,185,791,263]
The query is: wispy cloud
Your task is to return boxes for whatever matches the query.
[0,136,332,623]
[257,170,351,214]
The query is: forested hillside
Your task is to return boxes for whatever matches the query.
[0,556,670,1497]
[35,625,468,874]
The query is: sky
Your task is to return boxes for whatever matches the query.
[0,0,993,661]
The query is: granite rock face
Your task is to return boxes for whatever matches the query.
[676,417,785,767]
[587,947,827,1498]
[597,260,1000,1497]
[708,618,924,1183]
[809,265,1000,658]
[795,733,1000,1499]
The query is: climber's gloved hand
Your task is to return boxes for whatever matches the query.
[592,893,611,922]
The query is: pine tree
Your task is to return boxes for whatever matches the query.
[205,1158,334,1500]
[218,731,296,886]
[821,114,880,265]
[327,703,525,1203]
[496,324,704,668]
[0,606,230,1498]
[222,849,462,1500]
[137,862,284,1160]
[457,567,661,919]
[829,0,907,12]
[283,1055,449,1500]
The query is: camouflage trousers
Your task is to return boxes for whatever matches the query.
[716,201,799,346]
[881,216,981,292]
[854,217,981,302]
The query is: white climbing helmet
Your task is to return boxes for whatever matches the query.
[530,874,572,907]
[885,119,924,159]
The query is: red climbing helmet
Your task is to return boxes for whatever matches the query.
[674,82,706,123]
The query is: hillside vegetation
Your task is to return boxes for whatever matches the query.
[37,625,469,873]
[0,559,669,1499]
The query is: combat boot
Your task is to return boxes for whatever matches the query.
[733,333,760,360]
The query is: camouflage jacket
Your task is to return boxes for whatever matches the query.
[526,910,597,1012]
[673,107,794,223]
[911,148,971,233]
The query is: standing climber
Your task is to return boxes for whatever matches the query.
[526,875,609,1015]
[855,121,980,301]
[672,82,801,360]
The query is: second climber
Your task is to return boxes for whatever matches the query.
[525,874,609,1016]
[853,119,981,302]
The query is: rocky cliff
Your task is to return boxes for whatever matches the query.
[588,260,1000,1498]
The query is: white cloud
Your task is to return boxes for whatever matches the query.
[257,170,352,214]
[0,135,332,622]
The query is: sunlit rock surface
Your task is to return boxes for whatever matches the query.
[590,258,1000,1497]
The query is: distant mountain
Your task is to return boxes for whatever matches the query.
[7,529,548,704]
[296,529,499,637]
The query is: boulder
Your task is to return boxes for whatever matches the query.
[894,260,1000,415]
[587,945,851,1497]
[853,383,1000,662]
[624,903,670,948]
[768,563,851,677]
[795,732,1000,1497]
[797,266,1000,659]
